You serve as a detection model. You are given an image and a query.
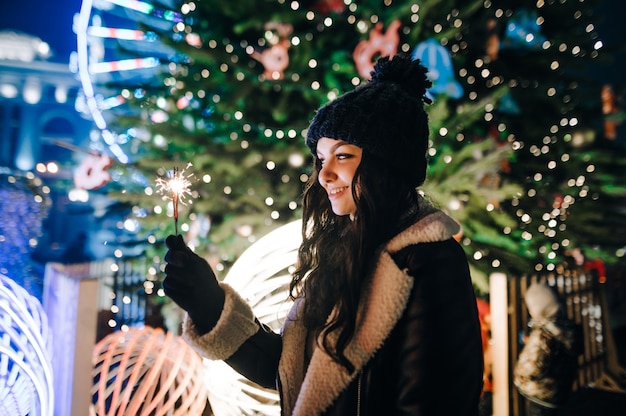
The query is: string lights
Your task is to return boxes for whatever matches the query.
[74,0,617,289]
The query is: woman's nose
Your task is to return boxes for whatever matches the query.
[319,161,336,183]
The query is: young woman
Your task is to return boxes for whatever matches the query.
[164,54,484,415]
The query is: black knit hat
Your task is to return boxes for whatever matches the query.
[306,54,432,187]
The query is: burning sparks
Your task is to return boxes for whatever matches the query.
[156,163,195,234]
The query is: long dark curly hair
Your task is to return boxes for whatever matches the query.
[289,152,427,372]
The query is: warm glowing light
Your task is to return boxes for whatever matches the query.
[91,327,207,415]
[156,163,195,234]
[204,220,302,415]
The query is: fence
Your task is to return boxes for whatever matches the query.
[490,268,626,416]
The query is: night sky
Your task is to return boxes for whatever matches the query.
[0,1,82,64]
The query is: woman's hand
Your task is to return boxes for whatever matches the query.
[163,234,225,333]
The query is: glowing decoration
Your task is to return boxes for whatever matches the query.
[252,23,293,80]
[498,91,521,115]
[87,26,151,41]
[74,153,114,190]
[76,0,128,163]
[88,57,160,74]
[75,0,183,164]
[156,164,195,235]
[353,20,401,79]
[91,326,208,415]
[0,169,49,299]
[412,39,463,99]
[204,220,302,416]
[501,9,546,50]
[311,0,346,15]
[486,18,500,60]
[103,0,183,22]
[0,273,54,416]
[601,84,619,139]
[584,258,607,284]
[252,43,290,80]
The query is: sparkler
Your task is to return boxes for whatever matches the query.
[156,163,195,235]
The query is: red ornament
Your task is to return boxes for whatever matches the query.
[311,0,346,14]
[584,258,606,283]
[74,153,113,190]
[353,20,401,79]
[552,193,564,209]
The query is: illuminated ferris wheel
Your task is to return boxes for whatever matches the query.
[73,0,189,163]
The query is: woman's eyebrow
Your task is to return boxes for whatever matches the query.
[317,140,351,157]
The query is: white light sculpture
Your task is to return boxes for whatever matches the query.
[91,326,208,416]
[0,273,54,416]
[204,220,302,416]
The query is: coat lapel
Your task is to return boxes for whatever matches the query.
[280,211,461,415]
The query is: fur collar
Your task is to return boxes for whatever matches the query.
[279,210,460,415]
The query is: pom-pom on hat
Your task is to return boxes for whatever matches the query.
[306,54,432,187]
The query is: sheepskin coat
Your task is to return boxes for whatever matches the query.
[182,210,484,415]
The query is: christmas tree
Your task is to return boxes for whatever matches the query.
[81,0,626,293]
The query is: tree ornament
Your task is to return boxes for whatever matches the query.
[564,247,585,266]
[73,153,113,190]
[353,20,401,79]
[602,84,620,139]
[501,9,546,50]
[498,91,521,115]
[311,0,346,15]
[252,22,293,80]
[91,326,208,416]
[584,258,606,283]
[412,39,463,99]
[485,18,500,60]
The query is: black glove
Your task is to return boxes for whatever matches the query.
[163,234,225,334]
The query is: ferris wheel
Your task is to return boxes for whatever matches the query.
[73,0,188,163]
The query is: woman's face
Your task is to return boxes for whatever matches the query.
[316,137,363,219]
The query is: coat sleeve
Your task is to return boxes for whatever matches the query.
[182,282,283,389]
[386,239,484,415]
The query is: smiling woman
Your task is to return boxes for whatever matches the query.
[315,138,363,219]
[163,54,485,416]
